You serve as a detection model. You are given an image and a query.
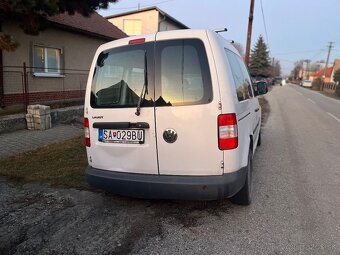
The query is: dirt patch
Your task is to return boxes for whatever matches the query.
[258,96,270,126]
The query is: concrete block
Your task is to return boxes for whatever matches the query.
[26,113,34,130]
[27,105,51,116]
[26,105,52,131]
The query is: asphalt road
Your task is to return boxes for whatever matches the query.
[1,85,339,254]
[289,84,340,122]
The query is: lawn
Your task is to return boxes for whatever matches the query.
[0,136,89,189]
[258,96,270,125]
[319,91,340,100]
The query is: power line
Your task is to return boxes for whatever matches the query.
[278,59,296,63]
[273,49,324,55]
[333,37,340,45]
[260,0,270,52]
[309,50,326,60]
[106,0,174,11]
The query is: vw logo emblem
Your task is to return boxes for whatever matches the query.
[163,128,177,143]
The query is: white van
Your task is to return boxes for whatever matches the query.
[84,29,267,205]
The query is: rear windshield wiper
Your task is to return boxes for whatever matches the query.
[135,50,148,116]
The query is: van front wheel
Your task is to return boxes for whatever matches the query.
[230,150,253,205]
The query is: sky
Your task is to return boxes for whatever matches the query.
[98,0,340,76]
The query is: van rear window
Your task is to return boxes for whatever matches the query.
[90,43,153,108]
[90,39,212,108]
[155,39,212,106]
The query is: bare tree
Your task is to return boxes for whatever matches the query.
[233,42,244,57]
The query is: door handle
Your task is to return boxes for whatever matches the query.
[130,122,150,129]
[93,122,150,129]
[254,108,259,112]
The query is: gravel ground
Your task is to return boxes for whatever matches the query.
[0,178,238,255]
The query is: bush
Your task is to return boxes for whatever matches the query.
[312,78,322,91]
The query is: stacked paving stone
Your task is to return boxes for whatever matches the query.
[26,105,52,130]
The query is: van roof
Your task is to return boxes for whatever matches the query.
[97,29,238,56]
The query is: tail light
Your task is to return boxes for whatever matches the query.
[218,113,238,150]
[84,118,91,147]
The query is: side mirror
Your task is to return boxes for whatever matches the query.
[256,82,268,95]
[252,83,258,96]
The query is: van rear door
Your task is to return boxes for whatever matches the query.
[86,37,158,175]
[154,35,223,176]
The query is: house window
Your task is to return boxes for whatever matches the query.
[33,46,61,74]
[123,19,142,35]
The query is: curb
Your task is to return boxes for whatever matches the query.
[0,106,84,134]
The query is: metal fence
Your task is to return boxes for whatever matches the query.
[322,82,337,94]
[0,63,89,109]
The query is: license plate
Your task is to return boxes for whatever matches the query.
[98,129,144,144]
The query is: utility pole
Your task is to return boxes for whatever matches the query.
[245,0,255,66]
[324,42,333,78]
[305,59,311,80]
[321,42,333,90]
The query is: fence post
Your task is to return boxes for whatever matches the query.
[0,52,4,108]
[23,62,29,109]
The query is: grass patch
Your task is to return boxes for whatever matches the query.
[319,91,340,100]
[258,96,270,126]
[0,136,89,189]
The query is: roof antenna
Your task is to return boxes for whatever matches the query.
[214,28,228,33]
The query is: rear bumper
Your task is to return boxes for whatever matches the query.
[86,166,247,200]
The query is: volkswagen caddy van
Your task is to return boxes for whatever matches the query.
[84,29,267,205]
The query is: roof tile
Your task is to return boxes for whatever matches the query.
[311,67,333,78]
[48,12,127,40]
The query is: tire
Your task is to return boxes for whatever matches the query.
[230,149,253,205]
[257,131,262,146]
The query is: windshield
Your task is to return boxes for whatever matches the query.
[90,44,153,108]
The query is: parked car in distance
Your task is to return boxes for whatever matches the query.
[273,77,283,85]
[302,80,312,87]
[84,29,268,205]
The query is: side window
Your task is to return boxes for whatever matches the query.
[155,39,212,106]
[225,49,253,101]
[237,57,254,98]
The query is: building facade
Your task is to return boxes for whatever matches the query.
[106,7,188,36]
[0,12,126,107]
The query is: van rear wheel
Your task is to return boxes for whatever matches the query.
[230,150,253,205]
